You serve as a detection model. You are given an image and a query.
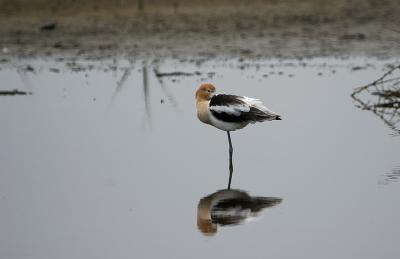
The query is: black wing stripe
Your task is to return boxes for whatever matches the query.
[210,94,246,107]
[210,95,250,122]
[210,94,277,123]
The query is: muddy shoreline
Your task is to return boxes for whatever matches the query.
[1,0,400,62]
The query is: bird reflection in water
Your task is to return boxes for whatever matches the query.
[197,189,282,235]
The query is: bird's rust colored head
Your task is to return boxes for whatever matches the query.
[195,83,216,101]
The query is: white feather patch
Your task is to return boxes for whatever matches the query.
[210,104,250,116]
[241,96,278,116]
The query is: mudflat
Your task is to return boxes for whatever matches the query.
[1,0,400,61]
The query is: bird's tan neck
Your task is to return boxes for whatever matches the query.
[196,100,211,125]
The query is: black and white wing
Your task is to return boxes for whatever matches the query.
[209,94,281,123]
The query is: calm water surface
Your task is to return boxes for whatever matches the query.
[1,58,399,259]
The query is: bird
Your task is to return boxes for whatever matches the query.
[195,83,281,188]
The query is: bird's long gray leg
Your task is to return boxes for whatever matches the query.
[227,131,233,190]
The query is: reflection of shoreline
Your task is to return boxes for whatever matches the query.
[197,189,282,236]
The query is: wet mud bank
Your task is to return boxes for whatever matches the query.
[1,0,400,62]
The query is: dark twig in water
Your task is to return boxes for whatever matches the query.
[352,65,400,95]
[351,64,400,135]
[0,89,32,96]
[154,71,201,77]
[153,68,179,109]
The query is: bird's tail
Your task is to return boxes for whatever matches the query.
[242,96,282,122]
[251,107,281,122]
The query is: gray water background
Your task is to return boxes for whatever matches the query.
[1,58,399,259]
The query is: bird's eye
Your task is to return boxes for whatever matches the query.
[207,90,211,93]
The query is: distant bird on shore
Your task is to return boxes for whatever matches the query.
[195,83,281,188]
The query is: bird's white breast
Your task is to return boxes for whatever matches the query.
[197,99,249,131]
[208,111,248,131]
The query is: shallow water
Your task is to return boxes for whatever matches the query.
[1,58,400,259]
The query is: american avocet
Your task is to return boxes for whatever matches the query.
[195,83,281,188]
